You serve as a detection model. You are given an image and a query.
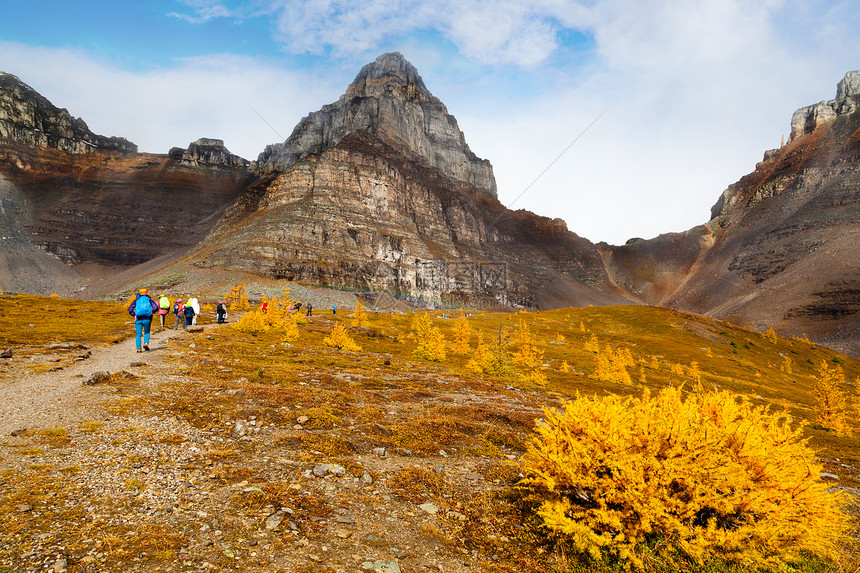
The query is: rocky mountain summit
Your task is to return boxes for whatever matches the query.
[0,74,253,287]
[168,138,249,168]
[0,59,857,355]
[789,70,860,140]
[255,53,496,198]
[652,70,860,354]
[0,72,135,154]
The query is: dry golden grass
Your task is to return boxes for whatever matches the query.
[3,294,859,572]
[0,293,130,350]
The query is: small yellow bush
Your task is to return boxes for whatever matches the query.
[323,323,361,352]
[412,313,446,362]
[766,327,778,344]
[593,344,632,385]
[225,283,250,312]
[231,310,270,335]
[231,288,299,341]
[584,333,599,353]
[513,319,546,384]
[520,385,849,568]
[353,298,368,328]
[451,313,472,355]
[814,360,847,434]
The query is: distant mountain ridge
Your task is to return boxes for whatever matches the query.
[0,55,857,356]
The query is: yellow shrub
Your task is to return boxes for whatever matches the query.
[686,361,702,384]
[231,288,299,341]
[520,386,849,568]
[780,354,793,374]
[560,360,570,373]
[412,313,446,362]
[466,332,490,373]
[353,298,368,328]
[584,333,599,353]
[225,283,249,312]
[814,360,847,435]
[512,319,546,384]
[231,310,270,335]
[466,332,515,377]
[765,327,778,344]
[451,313,472,355]
[593,344,632,385]
[323,323,361,352]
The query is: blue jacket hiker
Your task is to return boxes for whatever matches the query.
[183,300,196,329]
[128,288,159,352]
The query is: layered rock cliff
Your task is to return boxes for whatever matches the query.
[663,71,860,355]
[0,72,136,154]
[255,53,497,198]
[192,130,624,308]
[0,74,253,289]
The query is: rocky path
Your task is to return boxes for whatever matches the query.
[0,325,185,436]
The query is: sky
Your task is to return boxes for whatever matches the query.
[1,1,859,245]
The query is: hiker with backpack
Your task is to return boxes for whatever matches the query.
[127,288,159,352]
[216,301,227,324]
[183,299,196,329]
[188,297,201,325]
[157,294,170,328]
[173,298,186,330]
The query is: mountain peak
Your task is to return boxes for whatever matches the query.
[255,53,496,197]
[345,52,434,103]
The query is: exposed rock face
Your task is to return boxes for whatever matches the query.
[194,131,623,308]
[0,72,136,154]
[255,52,496,198]
[0,74,253,276]
[789,70,860,140]
[0,174,83,294]
[168,138,249,168]
[658,71,860,356]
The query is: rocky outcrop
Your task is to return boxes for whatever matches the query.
[0,144,253,267]
[193,130,622,308]
[655,71,860,356]
[0,72,136,154]
[789,70,860,140]
[0,74,252,271]
[168,138,249,168]
[255,52,497,198]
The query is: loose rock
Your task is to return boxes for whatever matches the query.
[83,371,111,386]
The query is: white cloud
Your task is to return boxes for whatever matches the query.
[0,42,344,159]
[169,0,235,23]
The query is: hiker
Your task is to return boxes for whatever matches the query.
[261,300,268,312]
[157,293,170,328]
[216,301,227,324]
[128,288,158,352]
[307,303,313,317]
[173,298,186,330]
[183,300,196,328]
[189,297,201,325]
[332,304,337,315]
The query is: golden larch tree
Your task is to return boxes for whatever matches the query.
[814,359,848,434]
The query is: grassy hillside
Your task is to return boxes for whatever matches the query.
[1,293,858,572]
